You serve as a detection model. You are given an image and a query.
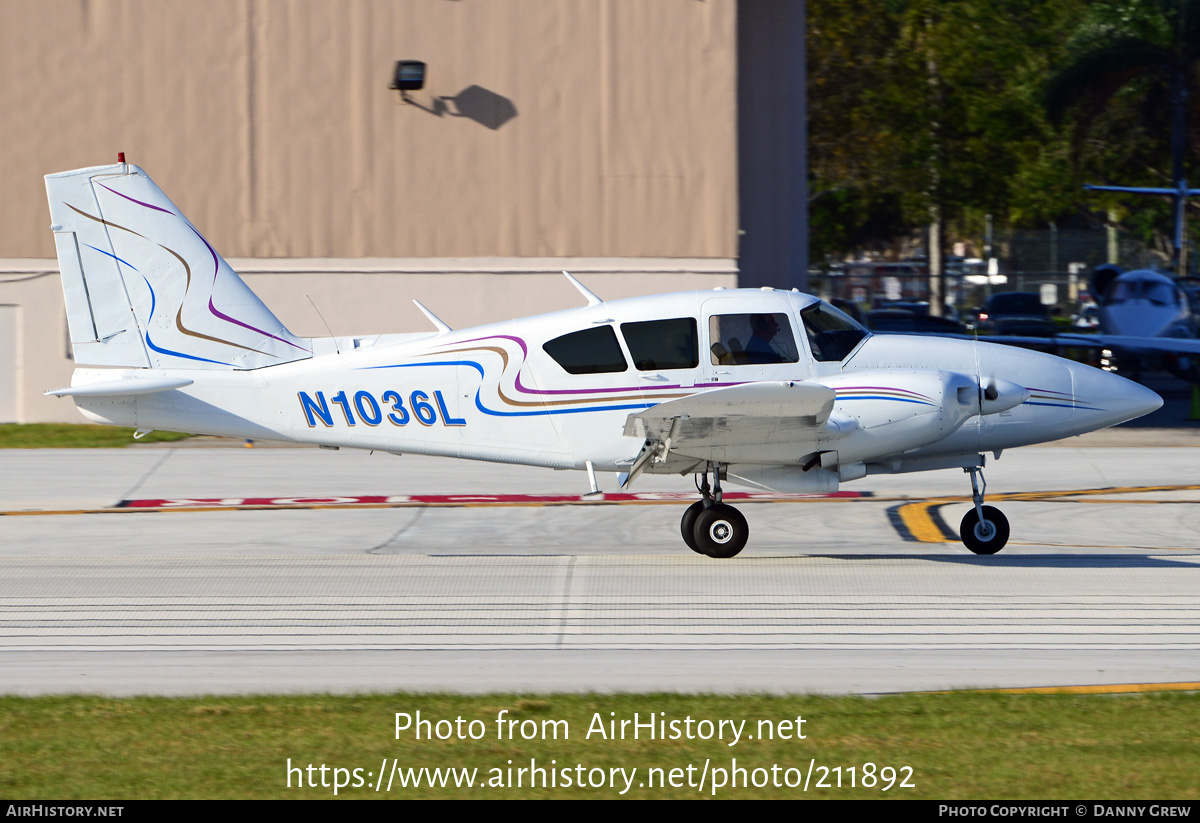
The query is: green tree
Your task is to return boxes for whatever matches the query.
[808,0,1088,266]
[1044,0,1200,270]
[808,0,915,262]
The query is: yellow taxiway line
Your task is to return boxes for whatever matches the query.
[891,484,1200,543]
[930,682,1200,696]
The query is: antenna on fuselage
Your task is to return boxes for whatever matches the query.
[563,271,603,306]
[413,299,452,334]
[307,295,341,355]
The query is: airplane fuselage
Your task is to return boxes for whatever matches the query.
[70,289,1159,484]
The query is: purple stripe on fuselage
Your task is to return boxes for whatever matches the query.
[835,386,935,401]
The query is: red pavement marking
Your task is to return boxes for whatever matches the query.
[116,491,871,509]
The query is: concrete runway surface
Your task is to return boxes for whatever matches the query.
[1,428,1199,696]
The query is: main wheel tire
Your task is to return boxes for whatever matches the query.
[693,503,749,558]
[960,505,1010,554]
[681,501,706,553]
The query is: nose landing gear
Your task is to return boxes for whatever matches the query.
[681,464,748,558]
[960,466,1009,554]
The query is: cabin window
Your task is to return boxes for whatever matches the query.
[800,301,869,362]
[542,326,628,374]
[620,318,698,371]
[708,313,800,365]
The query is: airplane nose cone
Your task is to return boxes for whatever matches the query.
[1101,303,1174,338]
[1070,363,1162,429]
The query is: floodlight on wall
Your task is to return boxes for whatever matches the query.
[390,61,426,102]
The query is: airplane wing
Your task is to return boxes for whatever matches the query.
[871,331,1062,347]
[1053,333,1200,356]
[621,381,836,483]
[869,326,1200,357]
[958,331,1200,356]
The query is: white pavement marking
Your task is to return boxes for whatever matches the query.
[1,443,1199,694]
[1,555,1198,655]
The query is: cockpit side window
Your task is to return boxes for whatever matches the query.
[708,313,800,365]
[800,301,870,362]
[620,318,698,371]
[542,325,628,375]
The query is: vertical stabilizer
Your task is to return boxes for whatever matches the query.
[46,162,311,369]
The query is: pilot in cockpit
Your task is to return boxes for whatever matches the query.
[745,313,785,363]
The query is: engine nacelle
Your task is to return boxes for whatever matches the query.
[725,464,840,493]
[814,369,982,465]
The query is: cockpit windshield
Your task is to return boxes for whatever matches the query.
[800,300,870,362]
[1105,279,1179,307]
[1145,282,1177,306]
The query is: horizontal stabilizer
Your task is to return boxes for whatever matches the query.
[45,377,194,397]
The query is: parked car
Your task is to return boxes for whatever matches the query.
[977,292,1054,337]
[1072,301,1099,330]
[865,309,967,335]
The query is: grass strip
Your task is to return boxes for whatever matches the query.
[0,424,192,448]
[1,691,1197,799]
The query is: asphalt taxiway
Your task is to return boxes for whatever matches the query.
[1,428,1198,695]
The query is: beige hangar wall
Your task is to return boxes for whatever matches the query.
[0,1,740,422]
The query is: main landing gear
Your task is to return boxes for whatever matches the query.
[677,462,1009,558]
[960,466,1009,554]
[681,464,748,558]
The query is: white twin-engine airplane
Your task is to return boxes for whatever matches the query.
[44,160,1163,557]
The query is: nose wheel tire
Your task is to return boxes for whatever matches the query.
[960,505,1009,554]
[681,500,706,554]
[693,503,749,558]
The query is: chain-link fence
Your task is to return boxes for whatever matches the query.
[1001,228,1166,276]
[813,229,1171,315]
